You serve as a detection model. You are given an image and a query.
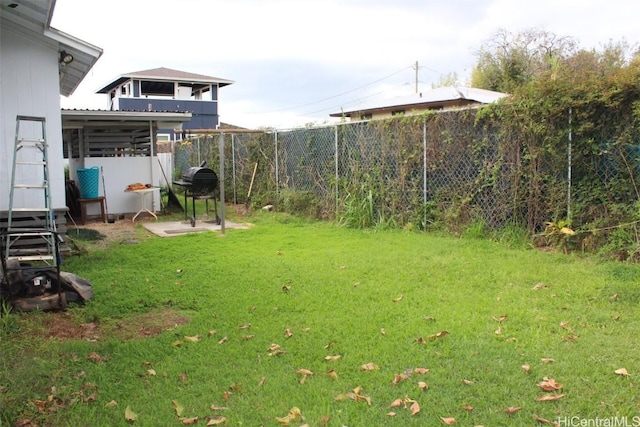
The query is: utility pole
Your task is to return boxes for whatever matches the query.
[413,60,419,93]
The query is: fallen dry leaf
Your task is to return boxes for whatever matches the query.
[380,328,386,335]
[172,400,185,417]
[324,355,342,361]
[615,368,629,376]
[492,315,508,322]
[462,379,474,385]
[210,404,229,411]
[218,336,228,345]
[410,401,420,415]
[418,381,428,390]
[222,391,232,402]
[522,364,531,373]
[146,369,156,376]
[87,352,103,362]
[267,343,286,356]
[392,295,404,302]
[179,373,188,382]
[285,328,293,338]
[461,404,473,411]
[414,337,427,344]
[540,358,555,364]
[414,368,430,374]
[361,363,379,371]
[334,392,355,401]
[183,335,201,342]
[389,398,403,408]
[181,417,198,425]
[238,323,252,330]
[505,406,522,414]
[258,376,266,387]
[206,415,227,425]
[326,369,339,381]
[241,334,255,340]
[494,325,502,335]
[208,330,217,336]
[533,414,558,425]
[172,340,183,347]
[392,373,410,385]
[429,330,449,341]
[387,412,397,417]
[440,417,455,425]
[124,405,138,421]
[296,369,314,376]
[538,377,563,391]
[105,400,118,408]
[275,407,302,426]
[536,393,565,402]
[610,293,619,301]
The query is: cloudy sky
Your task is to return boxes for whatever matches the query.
[51,0,640,129]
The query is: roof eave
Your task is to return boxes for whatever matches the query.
[45,27,103,96]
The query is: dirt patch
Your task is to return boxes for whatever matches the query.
[66,217,155,250]
[20,308,190,341]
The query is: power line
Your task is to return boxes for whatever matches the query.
[246,65,413,115]
[301,82,412,116]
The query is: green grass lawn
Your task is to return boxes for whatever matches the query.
[2,213,640,426]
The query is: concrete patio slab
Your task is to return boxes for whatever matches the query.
[142,219,251,237]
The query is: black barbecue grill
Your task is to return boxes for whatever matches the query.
[173,162,220,226]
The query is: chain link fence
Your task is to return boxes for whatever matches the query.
[172,107,640,240]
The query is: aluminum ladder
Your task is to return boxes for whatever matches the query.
[1,116,64,308]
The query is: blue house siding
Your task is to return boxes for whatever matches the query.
[119,98,219,130]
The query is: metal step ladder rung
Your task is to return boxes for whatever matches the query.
[17,138,46,144]
[12,184,48,189]
[11,208,51,212]
[16,161,47,165]
[7,254,55,262]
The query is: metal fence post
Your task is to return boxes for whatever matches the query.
[274,130,279,211]
[335,125,339,216]
[567,107,572,222]
[218,132,226,235]
[422,119,427,225]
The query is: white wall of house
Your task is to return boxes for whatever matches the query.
[1,21,66,212]
[68,157,162,217]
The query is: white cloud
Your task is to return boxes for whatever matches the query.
[52,0,640,129]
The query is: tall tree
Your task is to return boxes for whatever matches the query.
[470,28,578,93]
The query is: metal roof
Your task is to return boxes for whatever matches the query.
[97,67,235,93]
[61,108,192,123]
[330,86,508,118]
[0,0,103,96]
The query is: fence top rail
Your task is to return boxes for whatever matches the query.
[173,128,268,135]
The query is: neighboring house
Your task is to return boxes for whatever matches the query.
[0,0,102,225]
[330,86,508,121]
[96,67,234,137]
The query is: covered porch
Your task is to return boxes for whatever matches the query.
[62,109,192,222]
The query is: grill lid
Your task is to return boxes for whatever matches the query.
[181,166,218,194]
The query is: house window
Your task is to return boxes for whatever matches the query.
[360,114,372,120]
[391,110,405,116]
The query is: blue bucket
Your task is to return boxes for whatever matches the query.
[77,167,100,199]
